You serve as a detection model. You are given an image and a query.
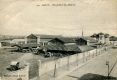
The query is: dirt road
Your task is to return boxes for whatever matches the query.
[59,48,117,80]
[17,53,34,67]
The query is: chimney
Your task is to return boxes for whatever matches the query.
[82,30,83,37]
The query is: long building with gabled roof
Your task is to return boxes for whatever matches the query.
[26,34,63,46]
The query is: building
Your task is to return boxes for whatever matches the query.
[26,34,62,46]
[48,37,76,45]
[104,34,110,44]
[10,38,26,44]
[44,44,94,53]
[109,36,117,45]
[91,32,110,44]
[1,40,12,46]
[75,37,98,46]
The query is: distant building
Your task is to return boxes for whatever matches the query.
[26,34,62,46]
[75,37,98,46]
[1,40,12,46]
[109,36,117,45]
[104,34,110,44]
[0,35,26,46]
[10,38,26,44]
[91,32,110,44]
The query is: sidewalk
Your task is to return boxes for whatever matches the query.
[30,50,109,80]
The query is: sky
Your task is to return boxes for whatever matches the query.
[0,0,117,37]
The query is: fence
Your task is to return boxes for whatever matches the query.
[1,63,29,80]
[38,45,112,77]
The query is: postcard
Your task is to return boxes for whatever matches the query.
[0,0,117,80]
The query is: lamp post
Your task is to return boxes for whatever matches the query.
[106,61,109,79]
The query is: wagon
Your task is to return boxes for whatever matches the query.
[10,61,19,71]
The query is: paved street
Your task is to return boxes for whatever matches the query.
[59,48,117,80]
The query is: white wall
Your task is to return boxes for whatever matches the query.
[38,46,110,76]
[37,37,40,44]
[10,39,26,44]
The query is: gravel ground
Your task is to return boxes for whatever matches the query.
[0,48,25,76]
[0,48,58,79]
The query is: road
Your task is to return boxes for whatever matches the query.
[17,53,34,67]
[59,48,117,80]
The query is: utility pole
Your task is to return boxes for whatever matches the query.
[54,61,57,77]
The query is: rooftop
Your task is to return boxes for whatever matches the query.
[76,37,98,43]
[33,34,63,39]
[78,45,94,52]
[49,37,76,43]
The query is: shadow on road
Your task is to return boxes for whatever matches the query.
[68,73,117,80]
[68,75,79,80]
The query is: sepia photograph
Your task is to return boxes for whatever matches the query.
[0,0,117,80]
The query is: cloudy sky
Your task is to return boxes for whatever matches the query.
[0,0,117,37]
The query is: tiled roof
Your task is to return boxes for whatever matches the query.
[44,44,94,53]
[65,44,80,52]
[76,37,97,43]
[44,44,67,51]
[49,38,76,43]
[12,43,95,53]
[78,45,94,52]
[58,38,76,43]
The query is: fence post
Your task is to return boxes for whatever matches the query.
[92,52,94,58]
[83,53,85,63]
[86,52,89,62]
[25,63,30,80]
[37,60,42,80]
[67,54,70,70]
[96,48,97,56]
[89,52,90,60]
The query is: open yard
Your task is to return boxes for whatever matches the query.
[0,48,58,79]
[0,48,25,76]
